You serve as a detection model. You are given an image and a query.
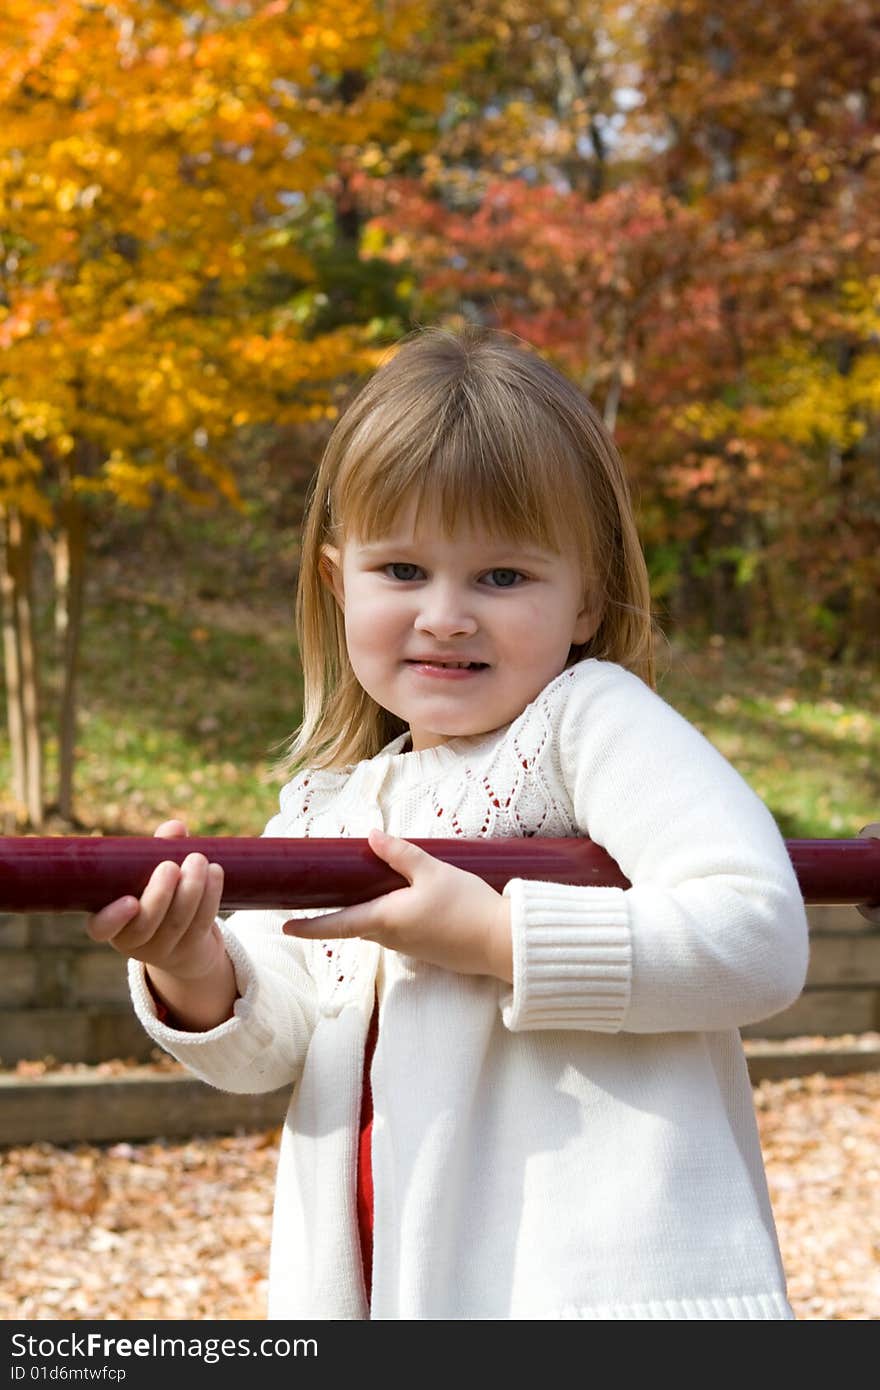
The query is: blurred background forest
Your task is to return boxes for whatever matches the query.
[1,0,878,837]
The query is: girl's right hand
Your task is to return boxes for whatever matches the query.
[85,820,227,984]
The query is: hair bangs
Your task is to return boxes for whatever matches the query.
[329,363,588,558]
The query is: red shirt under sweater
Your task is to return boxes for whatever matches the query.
[357,996,379,1302]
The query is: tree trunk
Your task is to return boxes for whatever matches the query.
[1,510,27,817]
[601,300,627,433]
[603,366,622,435]
[1,508,43,826]
[332,69,368,244]
[55,489,87,822]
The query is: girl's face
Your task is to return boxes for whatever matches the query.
[320,499,597,752]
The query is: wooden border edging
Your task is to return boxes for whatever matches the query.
[1,1045,879,1147]
[744,1040,880,1082]
[0,1070,289,1147]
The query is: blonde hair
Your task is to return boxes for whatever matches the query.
[283,323,655,773]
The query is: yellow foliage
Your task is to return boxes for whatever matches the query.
[0,477,54,526]
[673,400,740,441]
[750,341,878,451]
[673,313,880,468]
[0,0,442,531]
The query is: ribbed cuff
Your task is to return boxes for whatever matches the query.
[127,923,277,1073]
[500,879,632,1033]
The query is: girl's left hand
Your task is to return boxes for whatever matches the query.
[282,829,513,982]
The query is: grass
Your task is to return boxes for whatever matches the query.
[1,504,877,840]
[1,522,304,836]
[656,637,878,839]
[64,586,303,835]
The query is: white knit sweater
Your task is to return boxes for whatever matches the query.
[129,660,809,1320]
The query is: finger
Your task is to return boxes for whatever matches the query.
[175,857,224,936]
[105,859,182,951]
[367,828,433,883]
[86,846,185,945]
[155,851,210,935]
[206,862,225,918]
[86,896,140,943]
[283,900,383,941]
[159,858,224,953]
[155,820,189,838]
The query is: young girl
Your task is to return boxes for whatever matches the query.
[87,324,809,1321]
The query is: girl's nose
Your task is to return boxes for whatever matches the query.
[413,584,478,639]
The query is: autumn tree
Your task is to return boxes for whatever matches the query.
[0,0,445,826]
[621,0,880,642]
[362,0,880,649]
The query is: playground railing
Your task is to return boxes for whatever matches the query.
[0,826,877,921]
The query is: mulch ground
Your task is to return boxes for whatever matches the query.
[1,1071,878,1321]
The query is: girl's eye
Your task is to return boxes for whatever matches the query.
[381,563,525,586]
[484,568,523,588]
[385,562,423,581]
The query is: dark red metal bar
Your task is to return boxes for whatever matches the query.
[0,835,877,914]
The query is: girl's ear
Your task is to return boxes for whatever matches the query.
[319,545,345,608]
[572,594,601,646]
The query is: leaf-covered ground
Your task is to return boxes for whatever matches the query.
[1,1071,878,1321]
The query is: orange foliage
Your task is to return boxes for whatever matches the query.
[0,0,437,520]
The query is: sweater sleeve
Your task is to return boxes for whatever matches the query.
[128,798,321,1095]
[499,662,809,1035]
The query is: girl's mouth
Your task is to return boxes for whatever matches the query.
[406,661,489,677]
